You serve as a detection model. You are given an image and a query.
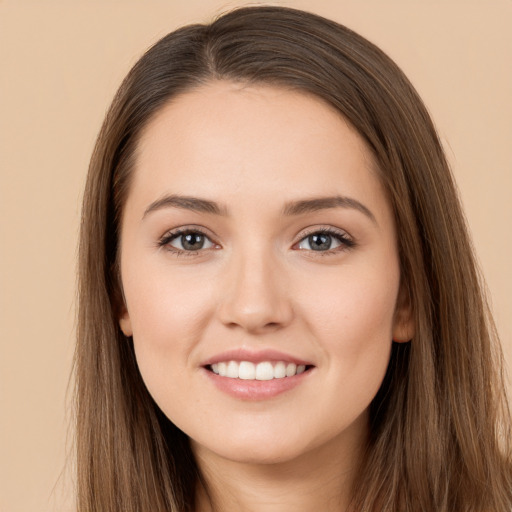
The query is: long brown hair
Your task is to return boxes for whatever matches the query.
[76,6,512,511]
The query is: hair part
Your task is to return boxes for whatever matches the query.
[76,6,512,511]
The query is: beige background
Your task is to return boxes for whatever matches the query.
[1,1,510,511]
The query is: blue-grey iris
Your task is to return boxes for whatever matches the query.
[309,233,331,251]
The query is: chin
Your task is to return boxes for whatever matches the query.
[207,444,306,466]
[191,426,326,467]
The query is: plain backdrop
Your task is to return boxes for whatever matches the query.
[0,1,511,511]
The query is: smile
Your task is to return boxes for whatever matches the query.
[210,361,308,380]
[202,349,315,399]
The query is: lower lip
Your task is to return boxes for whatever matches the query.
[202,367,312,400]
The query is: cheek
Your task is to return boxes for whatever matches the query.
[297,271,398,428]
[124,258,213,339]
[298,260,400,396]
[121,259,217,393]
[125,273,215,424]
[303,271,398,344]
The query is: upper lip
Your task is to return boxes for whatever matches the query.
[201,348,314,367]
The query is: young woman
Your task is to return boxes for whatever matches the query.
[75,6,512,511]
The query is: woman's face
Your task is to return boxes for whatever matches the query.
[118,81,412,465]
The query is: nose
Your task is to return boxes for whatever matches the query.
[217,247,294,334]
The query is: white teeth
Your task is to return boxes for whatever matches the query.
[286,363,297,377]
[226,361,239,378]
[239,361,256,380]
[209,360,309,380]
[274,361,286,379]
[255,361,274,381]
[218,362,227,377]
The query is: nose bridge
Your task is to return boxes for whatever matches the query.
[218,239,293,332]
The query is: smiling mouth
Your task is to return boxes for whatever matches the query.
[207,361,314,380]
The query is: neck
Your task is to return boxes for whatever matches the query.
[192,418,367,512]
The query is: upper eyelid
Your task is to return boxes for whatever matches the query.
[295,225,353,242]
[159,224,351,236]
[158,228,218,257]
[158,224,354,249]
[157,227,218,253]
[160,225,216,240]
[294,228,354,250]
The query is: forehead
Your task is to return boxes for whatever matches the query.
[129,81,388,219]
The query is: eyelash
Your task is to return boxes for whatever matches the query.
[157,226,355,257]
[157,227,217,257]
[294,227,355,255]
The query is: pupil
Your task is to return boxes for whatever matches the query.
[309,233,331,251]
[182,233,204,250]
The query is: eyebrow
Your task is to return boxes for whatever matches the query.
[143,194,228,219]
[282,195,377,224]
[142,193,376,224]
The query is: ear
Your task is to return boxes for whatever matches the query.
[112,263,133,337]
[392,283,415,343]
[119,308,133,337]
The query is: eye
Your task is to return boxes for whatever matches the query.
[295,229,354,252]
[159,229,216,253]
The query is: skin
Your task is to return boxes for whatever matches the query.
[118,81,413,511]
